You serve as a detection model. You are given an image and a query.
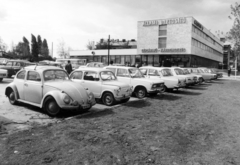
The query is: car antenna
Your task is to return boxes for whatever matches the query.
[34,63,38,70]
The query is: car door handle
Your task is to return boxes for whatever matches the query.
[24,83,28,87]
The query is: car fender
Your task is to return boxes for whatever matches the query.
[40,90,64,108]
[5,82,19,99]
[100,89,115,98]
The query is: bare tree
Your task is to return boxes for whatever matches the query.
[0,37,8,52]
[57,39,68,59]
[86,41,95,50]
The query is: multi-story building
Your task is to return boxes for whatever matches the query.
[69,16,223,68]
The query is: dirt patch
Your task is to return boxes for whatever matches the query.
[1,79,240,164]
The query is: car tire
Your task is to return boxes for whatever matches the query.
[8,89,18,105]
[135,87,146,99]
[121,97,130,103]
[102,92,115,106]
[0,78,2,82]
[43,97,60,117]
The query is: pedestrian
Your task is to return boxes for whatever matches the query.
[65,60,73,75]
[228,66,231,77]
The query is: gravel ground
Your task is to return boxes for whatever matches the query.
[1,79,240,165]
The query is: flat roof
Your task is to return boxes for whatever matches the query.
[70,49,137,56]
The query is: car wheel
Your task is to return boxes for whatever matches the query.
[121,97,130,103]
[44,97,60,117]
[8,89,18,105]
[0,78,2,82]
[102,92,115,106]
[135,87,146,99]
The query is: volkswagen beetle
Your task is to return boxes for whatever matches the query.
[5,65,96,116]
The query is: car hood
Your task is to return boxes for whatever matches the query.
[44,80,89,102]
[102,80,130,88]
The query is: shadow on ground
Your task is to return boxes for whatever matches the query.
[122,99,151,108]
[148,93,182,101]
[75,109,114,119]
[173,90,202,96]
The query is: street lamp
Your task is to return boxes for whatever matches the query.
[91,51,95,62]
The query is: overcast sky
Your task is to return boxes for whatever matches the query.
[0,0,236,57]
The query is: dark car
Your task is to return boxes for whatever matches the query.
[0,60,34,78]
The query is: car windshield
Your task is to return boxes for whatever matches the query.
[198,69,204,73]
[174,69,184,75]
[44,70,69,81]
[100,71,117,81]
[203,69,210,73]
[183,69,190,75]
[161,69,173,76]
[128,68,145,78]
[191,68,199,73]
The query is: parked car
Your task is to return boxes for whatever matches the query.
[39,61,63,69]
[182,68,204,84]
[198,67,217,80]
[80,62,107,68]
[209,68,223,78]
[70,68,132,106]
[186,68,213,82]
[5,65,96,116]
[0,58,8,65]
[0,69,8,82]
[139,66,186,92]
[0,60,34,78]
[104,66,165,98]
[169,67,197,86]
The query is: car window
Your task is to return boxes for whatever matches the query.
[149,69,159,76]
[27,71,41,82]
[161,69,173,76]
[6,62,12,66]
[117,68,129,77]
[70,71,83,80]
[44,70,69,81]
[100,71,117,81]
[106,68,116,74]
[139,69,147,75]
[15,62,21,67]
[16,70,26,79]
[83,71,99,81]
[174,69,184,75]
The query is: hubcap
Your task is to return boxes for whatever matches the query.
[47,101,59,114]
[138,90,145,98]
[105,95,112,105]
[9,92,15,102]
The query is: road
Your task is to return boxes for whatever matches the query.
[0,78,140,133]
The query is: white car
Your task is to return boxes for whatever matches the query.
[139,66,186,91]
[182,68,204,84]
[0,69,7,82]
[70,68,132,106]
[104,66,165,98]
[169,67,197,86]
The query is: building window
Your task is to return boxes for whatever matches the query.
[159,25,167,36]
[159,38,167,48]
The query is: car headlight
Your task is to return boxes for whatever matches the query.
[152,84,157,88]
[88,92,94,100]
[63,94,71,104]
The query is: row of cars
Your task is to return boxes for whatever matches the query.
[4,63,222,117]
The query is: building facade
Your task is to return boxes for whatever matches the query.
[137,16,223,67]
[69,16,223,68]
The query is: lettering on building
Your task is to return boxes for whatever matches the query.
[141,48,186,53]
[143,17,187,26]
[193,20,203,30]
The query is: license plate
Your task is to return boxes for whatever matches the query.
[83,104,90,109]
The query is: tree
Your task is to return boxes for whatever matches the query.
[86,41,95,50]
[31,34,38,60]
[57,39,68,58]
[95,38,112,50]
[0,37,7,52]
[227,2,240,62]
[37,35,42,55]
[23,37,30,56]
[42,39,49,57]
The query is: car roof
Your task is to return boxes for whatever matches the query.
[75,67,110,72]
[24,65,63,72]
[105,66,136,69]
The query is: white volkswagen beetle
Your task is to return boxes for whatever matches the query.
[5,66,96,116]
[139,66,186,92]
[104,66,165,98]
[70,68,132,106]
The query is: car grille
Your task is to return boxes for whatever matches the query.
[0,74,6,76]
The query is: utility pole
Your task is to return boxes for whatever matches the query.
[52,42,53,57]
[107,35,110,65]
